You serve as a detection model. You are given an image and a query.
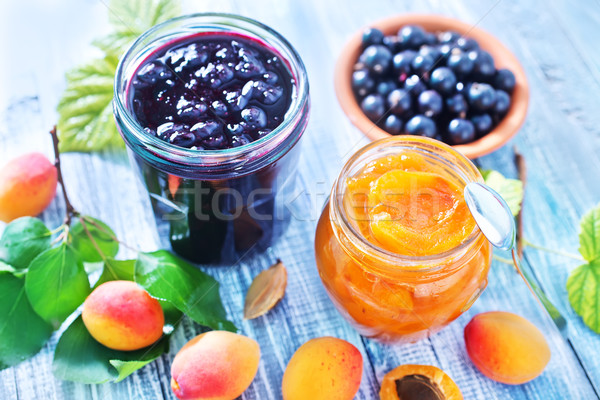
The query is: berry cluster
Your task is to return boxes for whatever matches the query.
[129,33,293,150]
[352,25,516,145]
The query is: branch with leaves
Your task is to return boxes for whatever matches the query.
[0,127,234,382]
[56,0,181,152]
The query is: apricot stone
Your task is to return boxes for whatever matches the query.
[380,364,463,400]
[0,152,57,222]
[464,311,550,384]
[170,331,260,400]
[82,280,164,351]
[282,337,363,400]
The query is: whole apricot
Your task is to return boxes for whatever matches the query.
[464,311,550,384]
[380,364,463,400]
[82,280,164,351]
[0,152,57,222]
[170,331,260,400]
[282,337,363,400]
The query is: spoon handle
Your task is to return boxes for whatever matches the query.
[511,250,568,339]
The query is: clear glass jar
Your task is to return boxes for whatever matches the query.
[114,13,309,263]
[315,136,491,343]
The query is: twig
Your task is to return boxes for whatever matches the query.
[521,239,585,262]
[514,146,527,259]
[493,254,515,265]
[50,126,78,225]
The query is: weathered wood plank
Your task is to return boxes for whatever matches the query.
[467,0,600,394]
[2,0,600,399]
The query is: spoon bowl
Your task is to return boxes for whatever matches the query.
[464,182,516,251]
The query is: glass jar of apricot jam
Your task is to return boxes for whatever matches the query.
[315,136,491,343]
[114,14,309,263]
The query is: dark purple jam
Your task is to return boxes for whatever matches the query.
[128,32,294,150]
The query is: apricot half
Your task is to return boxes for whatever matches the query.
[82,280,164,351]
[379,364,463,400]
[0,152,57,222]
[464,311,550,384]
[170,331,260,400]
[282,337,363,400]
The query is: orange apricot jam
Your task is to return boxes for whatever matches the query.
[315,137,491,343]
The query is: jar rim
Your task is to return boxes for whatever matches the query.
[113,12,309,167]
[331,136,485,273]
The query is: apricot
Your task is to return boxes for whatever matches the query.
[0,152,57,222]
[464,311,550,384]
[170,331,260,400]
[282,337,362,400]
[380,364,463,400]
[82,280,164,351]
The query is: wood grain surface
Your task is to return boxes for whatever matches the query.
[1,0,599,399]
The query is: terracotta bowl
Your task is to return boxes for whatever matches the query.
[334,14,529,159]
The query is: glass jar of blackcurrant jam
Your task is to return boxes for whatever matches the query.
[114,14,309,263]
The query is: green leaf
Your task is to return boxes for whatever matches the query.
[135,250,236,332]
[0,217,52,269]
[567,261,600,333]
[94,258,135,288]
[0,261,27,278]
[25,244,90,327]
[70,216,119,262]
[0,273,53,369]
[160,299,183,333]
[106,0,181,34]
[480,169,523,217]
[53,316,168,383]
[57,53,122,152]
[579,204,600,263]
[109,359,156,383]
[56,0,181,153]
[92,0,181,56]
[92,33,138,56]
[0,261,16,274]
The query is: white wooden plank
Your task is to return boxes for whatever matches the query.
[2,0,600,399]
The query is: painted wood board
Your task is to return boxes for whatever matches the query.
[1,0,599,399]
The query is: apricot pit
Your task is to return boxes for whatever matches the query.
[379,364,463,400]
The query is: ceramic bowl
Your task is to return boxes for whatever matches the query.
[334,14,529,159]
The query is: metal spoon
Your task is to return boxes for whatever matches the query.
[464,182,568,338]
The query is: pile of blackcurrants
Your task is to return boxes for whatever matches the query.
[352,25,516,145]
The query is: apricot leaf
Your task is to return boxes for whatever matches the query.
[0,261,15,274]
[109,359,158,383]
[92,0,181,55]
[94,258,135,288]
[57,0,181,152]
[244,259,288,320]
[53,316,168,383]
[0,273,53,370]
[480,169,523,217]
[57,54,122,152]
[0,217,51,269]
[160,300,183,333]
[135,250,236,332]
[70,216,119,263]
[567,261,600,333]
[568,203,600,333]
[579,204,600,263]
[25,244,91,327]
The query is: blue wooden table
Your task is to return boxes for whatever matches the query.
[1,0,600,398]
